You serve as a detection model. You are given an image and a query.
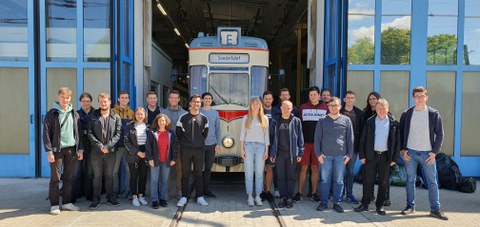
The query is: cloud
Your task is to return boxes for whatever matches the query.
[381,16,411,31]
[349,16,411,46]
[348,0,374,21]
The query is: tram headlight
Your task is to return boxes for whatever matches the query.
[222,136,234,148]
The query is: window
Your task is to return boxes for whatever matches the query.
[46,0,77,61]
[464,0,480,65]
[0,0,28,61]
[381,0,411,65]
[347,0,375,64]
[427,0,458,65]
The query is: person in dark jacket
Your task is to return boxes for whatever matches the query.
[124,107,149,207]
[43,87,83,215]
[354,99,400,215]
[176,95,209,207]
[87,93,122,209]
[363,92,381,121]
[269,100,304,209]
[146,114,177,208]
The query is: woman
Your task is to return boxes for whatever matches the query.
[146,114,176,209]
[363,92,382,121]
[240,97,269,206]
[124,107,149,207]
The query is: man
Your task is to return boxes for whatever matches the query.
[162,90,187,198]
[296,86,328,202]
[43,87,83,215]
[72,93,96,202]
[145,91,161,125]
[354,99,399,215]
[112,91,134,198]
[314,97,353,213]
[340,90,365,204]
[321,88,332,103]
[176,95,209,207]
[200,92,221,198]
[88,93,122,209]
[270,100,304,209]
[399,86,448,220]
[272,88,299,119]
[260,91,276,201]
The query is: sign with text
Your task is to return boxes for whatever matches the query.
[209,53,249,64]
[220,29,239,46]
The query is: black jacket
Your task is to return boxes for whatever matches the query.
[399,106,444,154]
[77,108,95,152]
[87,109,122,153]
[340,106,365,154]
[359,114,400,163]
[176,112,209,149]
[124,121,148,155]
[43,108,83,154]
[145,129,177,166]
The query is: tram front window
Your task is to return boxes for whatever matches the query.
[209,73,249,106]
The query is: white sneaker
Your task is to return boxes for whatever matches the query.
[138,196,148,205]
[255,197,263,206]
[274,190,280,198]
[50,205,60,215]
[62,203,80,211]
[177,196,187,207]
[132,198,140,207]
[247,196,254,206]
[196,196,208,206]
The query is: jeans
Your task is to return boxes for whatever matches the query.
[405,149,441,210]
[113,147,130,195]
[49,147,77,206]
[150,162,171,201]
[91,151,116,202]
[244,142,266,196]
[344,154,356,197]
[181,147,205,198]
[319,155,346,204]
[275,151,296,199]
[203,144,216,194]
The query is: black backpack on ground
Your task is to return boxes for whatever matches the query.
[436,153,462,190]
[459,177,477,193]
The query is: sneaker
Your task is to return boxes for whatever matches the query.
[274,190,280,198]
[401,205,415,215]
[138,196,148,205]
[255,197,263,206]
[316,203,328,211]
[345,194,359,204]
[89,200,100,210]
[159,200,168,207]
[132,198,140,207]
[50,205,60,215]
[247,196,254,206]
[430,209,448,220]
[196,196,208,206]
[152,201,159,209]
[108,198,120,207]
[278,198,287,208]
[376,207,386,216]
[293,192,303,202]
[62,203,80,211]
[177,196,188,207]
[333,203,344,213]
[312,193,321,202]
[286,199,293,208]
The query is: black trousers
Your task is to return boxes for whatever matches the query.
[91,151,116,202]
[128,157,148,196]
[361,152,390,208]
[49,147,77,206]
[275,151,296,199]
[181,147,205,198]
[203,144,216,194]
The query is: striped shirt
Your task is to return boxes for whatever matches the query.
[135,123,147,145]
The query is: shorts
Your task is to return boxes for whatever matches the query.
[299,143,319,166]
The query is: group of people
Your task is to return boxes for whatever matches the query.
[44,84,448,221]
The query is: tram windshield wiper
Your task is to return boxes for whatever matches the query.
[210,84,229,104]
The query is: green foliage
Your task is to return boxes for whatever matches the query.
[348,37,374,64]
[427,34,457,65]
[380,27,411,65]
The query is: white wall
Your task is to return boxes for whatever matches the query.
[151,42,173,107]
[134,0,145,107]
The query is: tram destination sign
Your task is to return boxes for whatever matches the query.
[209,53,249,64]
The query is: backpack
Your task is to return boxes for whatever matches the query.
[354,164,365,184]
[459,177,476,193]
[436,153,462,190]
[390,165,407,186]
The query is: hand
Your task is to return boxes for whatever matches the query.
[390,161,396,166]
[343,155,350,165]
[426,152,436,165]
[296,157,302,163]
[170,160,176,166]
[148,160,154,167]
[270,157,275,163]
[77,153,83,161]
[317,155,325,165]
[241,149,246,160]
[360,158,366,164]
[263,151,268,161]
[402,150,411,162]
[137,152,146,159]
[47,154,55,163]
[215,144,220,153]
[101,146,109,154]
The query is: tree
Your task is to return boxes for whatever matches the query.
[381,27,411,65]
[348,37,374,64]
[427,34,457,65]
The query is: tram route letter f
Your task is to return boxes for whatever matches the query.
[220,30,238,46]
